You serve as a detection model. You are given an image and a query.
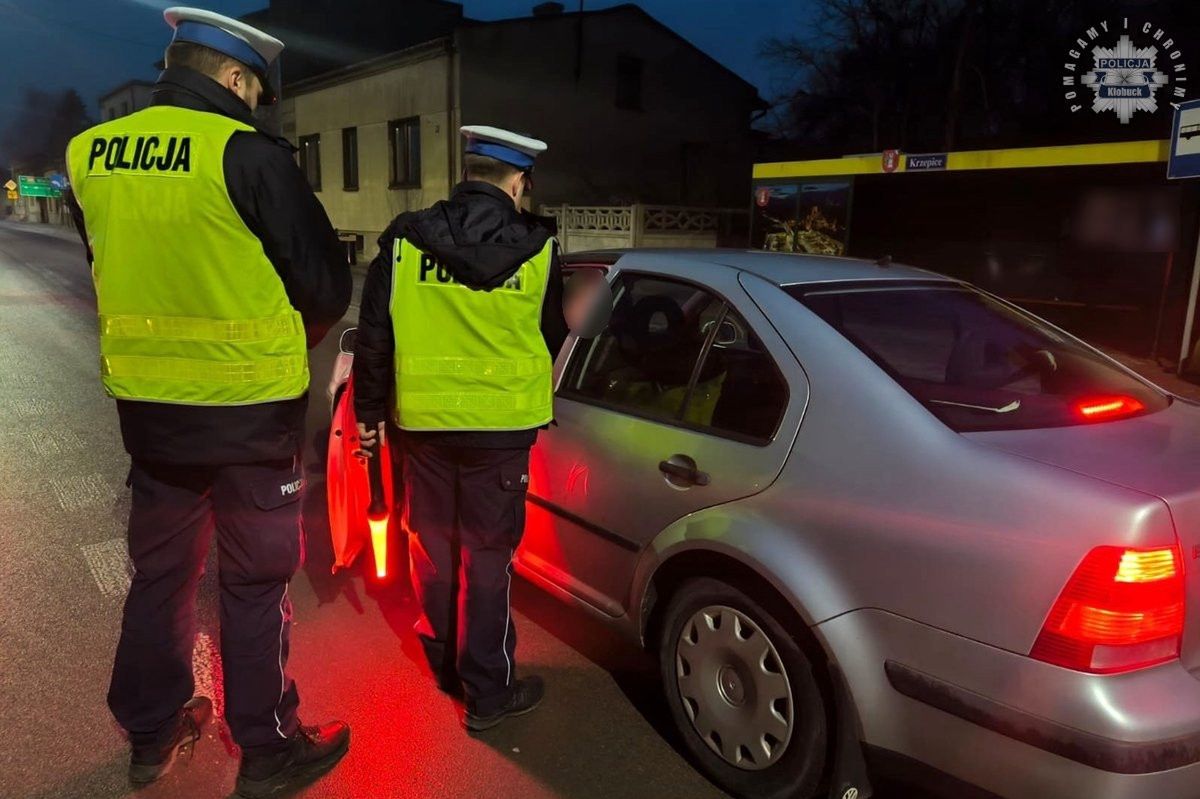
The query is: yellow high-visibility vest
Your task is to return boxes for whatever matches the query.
[389,237,554,431]
[66,105,309,405]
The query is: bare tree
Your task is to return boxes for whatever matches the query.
[760,0,1190,152]
[1,87,92,173]
[762,0,956,151]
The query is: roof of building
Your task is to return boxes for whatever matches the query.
[286,38,451,95]
[282,2,766,108]
[240,0,464,85]
[98,79,155,103]
[463,4,765,106]
[564,248,951,286]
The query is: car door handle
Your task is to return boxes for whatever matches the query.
[659,456,710,487]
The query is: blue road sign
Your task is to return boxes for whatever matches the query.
[1168,99,1200,179]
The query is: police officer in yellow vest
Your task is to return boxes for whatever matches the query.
[66,8,350,796]
[354,126,568,731]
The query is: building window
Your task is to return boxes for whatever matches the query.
[122,100,129,116]
[616,55,643,110]
[342,127,358,191]
[388,117,421,189]
[299,133,321,191]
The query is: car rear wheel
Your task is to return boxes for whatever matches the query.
[659,578,827,799]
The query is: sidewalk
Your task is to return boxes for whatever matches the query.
[0,217,81,244]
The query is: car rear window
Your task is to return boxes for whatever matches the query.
[788,283,1169,432]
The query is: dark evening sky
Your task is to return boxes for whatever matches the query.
[0,0,808,128]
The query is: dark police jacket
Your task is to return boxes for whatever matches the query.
[354,181,569,449]
[78,67,351,465]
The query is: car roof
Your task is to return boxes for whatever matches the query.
[563,248,954,286]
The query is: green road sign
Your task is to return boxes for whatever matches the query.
[17,175,62,199]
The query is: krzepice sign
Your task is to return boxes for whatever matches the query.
[1063,18,1188,124]
[905,153,948,171]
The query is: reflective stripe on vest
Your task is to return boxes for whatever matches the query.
[389,237,554,431]
[100,312,303,342]
[67,106,310,406]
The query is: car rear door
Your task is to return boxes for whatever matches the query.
[520,258,808,617]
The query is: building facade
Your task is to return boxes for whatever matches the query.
[281,4,763,257]
[98,80,154,122]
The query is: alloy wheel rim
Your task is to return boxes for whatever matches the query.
[675,604,794,771]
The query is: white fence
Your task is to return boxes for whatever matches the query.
[540,204,747,253]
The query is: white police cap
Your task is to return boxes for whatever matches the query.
[163,7,284,104]
[461,125,547,171]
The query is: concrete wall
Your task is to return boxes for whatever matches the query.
[288,43,455,256]
[457,8,760,209]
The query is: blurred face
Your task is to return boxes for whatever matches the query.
[564,270,606,332]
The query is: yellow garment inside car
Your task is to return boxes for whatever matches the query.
[606,371,726,425]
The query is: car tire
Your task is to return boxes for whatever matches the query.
[658,577,827,799]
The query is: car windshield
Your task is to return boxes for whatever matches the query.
[788,283,1170,432]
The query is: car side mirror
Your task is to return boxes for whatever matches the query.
[565,271,613,339]
[339,327,358,354]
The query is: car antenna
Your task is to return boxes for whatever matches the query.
[876,254,892,267]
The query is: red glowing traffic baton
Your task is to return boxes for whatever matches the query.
[366,440,389,579]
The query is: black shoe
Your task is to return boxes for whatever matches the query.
[462,676,545,732]
[235,721,351,799]
[128,696,212,786]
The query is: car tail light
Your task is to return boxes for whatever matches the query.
[1031,545,1184,674]
[1072,395,1146,422]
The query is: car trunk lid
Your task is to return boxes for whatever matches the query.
[966,399,1200,674]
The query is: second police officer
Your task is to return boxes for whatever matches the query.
[354,126,569,731]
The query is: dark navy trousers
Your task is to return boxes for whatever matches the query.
[108,458,304,752]
[403,441,531,716]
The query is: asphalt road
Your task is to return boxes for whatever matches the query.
[0,219,926,799]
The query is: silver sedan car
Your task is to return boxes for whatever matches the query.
[332,249,1200,799]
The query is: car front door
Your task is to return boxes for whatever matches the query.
[519,259,807,617]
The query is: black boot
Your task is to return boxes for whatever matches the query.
[235,721,351,798]
[463,676,545,732]
[128,696,212,786]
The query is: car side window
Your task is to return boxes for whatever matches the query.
[691,308,788,442]
[562,274,724,423]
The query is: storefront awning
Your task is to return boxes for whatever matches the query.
[753,140,1171,180]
